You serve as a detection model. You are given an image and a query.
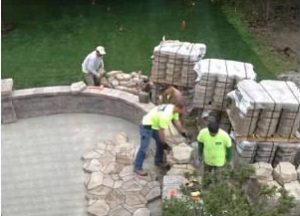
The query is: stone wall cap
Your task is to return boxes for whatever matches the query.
[82,87,155,112]
[1,78,13,97]
[13,86,70,98]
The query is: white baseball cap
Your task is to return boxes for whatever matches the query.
[96,46,106,55]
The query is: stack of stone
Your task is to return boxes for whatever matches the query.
[164,124,196,176]
[193,58,256,111]
[150,40,206,88]
[102,70,149,95]
[234,138,300,165]
[81,132,161,216]
[247,162,300,214]
[227,80,300,138]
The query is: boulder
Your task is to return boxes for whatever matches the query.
[273,162,297,185]
[251,162,273,182]
[172,143,193,164]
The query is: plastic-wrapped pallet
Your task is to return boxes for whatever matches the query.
[227,80,300,138]
[260,80,300,137]
[234,140,257,164]
[254,142,277,163]
[193,58,256,111]
[272,143,300,166]
[151,40,206,88]
[227,80,274,136]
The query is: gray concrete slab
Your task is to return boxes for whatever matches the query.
[1,113,161,216]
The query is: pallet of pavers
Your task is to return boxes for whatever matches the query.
[193,58,256,111]
[150,40,206,88]
[227,79,300,141]
[233,137,300,165]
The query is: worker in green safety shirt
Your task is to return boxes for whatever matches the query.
[197,121,232,185]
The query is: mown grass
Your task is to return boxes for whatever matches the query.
[2,0,282,89]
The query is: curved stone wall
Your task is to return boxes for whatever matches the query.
[1,79,154,124]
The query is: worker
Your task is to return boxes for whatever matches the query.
[134,103,187,176]
[197,121,232,184]
[82,46,106,87]
[158,85,184,105]
[158,85,186,126]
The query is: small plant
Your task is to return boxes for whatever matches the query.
[162,165,295,216]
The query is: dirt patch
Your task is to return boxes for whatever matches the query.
[249,18,300,72]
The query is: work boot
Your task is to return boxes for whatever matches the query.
[134,169,148,176]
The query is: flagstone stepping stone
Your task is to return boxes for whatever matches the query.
[87,172,104,190]
[83,159,102,172]
[87,200,109,216]
[133,208,150,216]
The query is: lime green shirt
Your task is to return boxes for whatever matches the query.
[142,104,179,130]
[197,128,232,167]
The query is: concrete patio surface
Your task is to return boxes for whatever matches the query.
[1,113,161,216]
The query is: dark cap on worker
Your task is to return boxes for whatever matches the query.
[208,121,219,134]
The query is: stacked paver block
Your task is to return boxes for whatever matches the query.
[193,58,256,111]
[227,80,300,138]
[82,132,161,216]
[151,40,206,88]
[234,138,300,165]
[1,78,17,124]
[228,80,300,166]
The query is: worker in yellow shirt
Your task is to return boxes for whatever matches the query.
[134,103,187,176]
[197,121,232,184]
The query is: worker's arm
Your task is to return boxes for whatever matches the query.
[226,146,232,162]
[198,142,204,156]
[172,119,187,136]
[225,133,233,162]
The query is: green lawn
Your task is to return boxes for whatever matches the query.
[2,0,285,89]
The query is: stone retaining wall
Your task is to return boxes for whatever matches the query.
[1,79,155,124]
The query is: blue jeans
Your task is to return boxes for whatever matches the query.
[134,125,164,171]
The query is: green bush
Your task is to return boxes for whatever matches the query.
[162,165,295,216]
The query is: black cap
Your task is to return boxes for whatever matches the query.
[208,121,219,134]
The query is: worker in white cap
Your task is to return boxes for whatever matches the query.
[82,46,106,86]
